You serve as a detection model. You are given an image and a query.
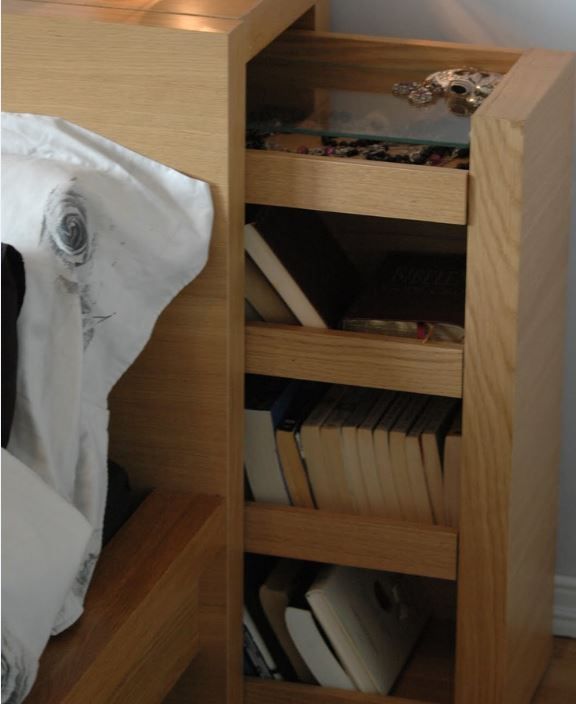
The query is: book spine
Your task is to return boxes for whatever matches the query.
[243,624,274,679]
[243,616,283,681]
[276,428,316,509]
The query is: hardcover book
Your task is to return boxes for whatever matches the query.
[342,252,466,341]
[245,207,359,328]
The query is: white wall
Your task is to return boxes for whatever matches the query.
[332,0,576,579]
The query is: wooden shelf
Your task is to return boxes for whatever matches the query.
[245,619,454,704]
[245,680,430,704]
[246,150,468,225]
[246,323,463,398]
[254,29,521,74]
[245,503,458,580]
[392,620,454,704]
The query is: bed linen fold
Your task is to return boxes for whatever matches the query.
[1,113,213,703]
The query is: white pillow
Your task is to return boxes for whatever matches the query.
[1,113,213,702]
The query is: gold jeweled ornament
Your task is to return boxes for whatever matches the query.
[393,68,503,115]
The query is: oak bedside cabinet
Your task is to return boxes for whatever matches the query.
[3,2,573,703]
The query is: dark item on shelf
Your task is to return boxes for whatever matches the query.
[259,559,318,684]
[246,207,360,328]
[243,647,260,678]
[103,460,143,546]
[245,253,299,325]
[342,252,466,343]
[243,622,276,679]
[245,554,298,681]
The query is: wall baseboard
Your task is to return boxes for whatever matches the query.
[554,575,576,638]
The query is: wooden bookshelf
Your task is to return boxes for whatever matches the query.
[245,503,458,580]
[6,6,569,702]
[243,24,573,704]
[246,323,463,398]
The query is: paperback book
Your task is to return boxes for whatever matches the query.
[244,375,297,505]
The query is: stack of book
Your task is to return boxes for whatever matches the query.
[245,206,466,342]
[243,557,429,695]
[245,376,462,527]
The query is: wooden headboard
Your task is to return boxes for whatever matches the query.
[2,3,245,701]
[2,1,321,701]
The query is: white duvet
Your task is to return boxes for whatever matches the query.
[1,113,213,703]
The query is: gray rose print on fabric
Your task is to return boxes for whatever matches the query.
[40,180,114,347]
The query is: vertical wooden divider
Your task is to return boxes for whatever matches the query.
[457,49,575,704]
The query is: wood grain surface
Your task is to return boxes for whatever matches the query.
[2,6,247,703]
[3,0,237,31]
[246,150,468,225]
[254,29,522,73]
[456,49,575,704]
[25,492,224,704]
[245,620,455,704]
[245,503,458,580]
[6,5,573,704]
[532,638,576,704]
[243,637,576,704]
[22,0,319,59]
[246,322,464,398]
[294,0,330,31]
[245,681,432,704]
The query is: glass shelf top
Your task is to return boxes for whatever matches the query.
[247,63,472,148]
[248,89,471,148]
